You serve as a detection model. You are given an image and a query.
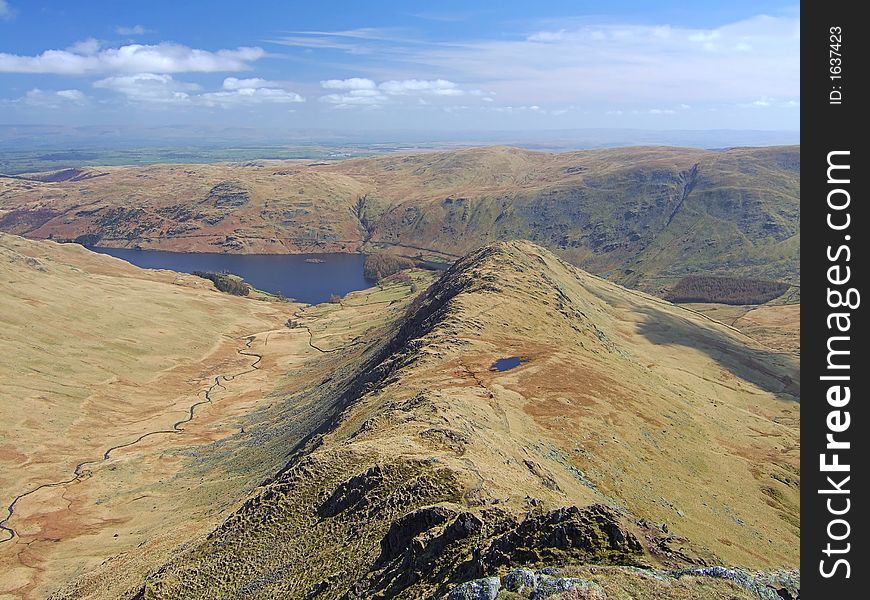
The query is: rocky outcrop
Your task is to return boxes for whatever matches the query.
[377,506,459,563]
[449,565,798,600]
[318,464,392,517]
[504,568,538,594]
[532,575,606,599]
[207,181,250,208]
[670,567,800,600]
[348,503,642,598]
[483,505,644,569]
[361,506,509,598]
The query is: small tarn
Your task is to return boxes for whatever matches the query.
[490,356,530,372]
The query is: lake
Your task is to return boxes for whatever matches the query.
[89,247,372,305]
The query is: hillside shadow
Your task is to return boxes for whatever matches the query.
[636,305,800,401]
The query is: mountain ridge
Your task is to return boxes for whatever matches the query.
[0,145,800,294]
[117,240,799,599]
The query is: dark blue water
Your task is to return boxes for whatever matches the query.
[490,356,530,372]
[89,247,372,305]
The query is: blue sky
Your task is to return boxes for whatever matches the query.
[0,1,800,132]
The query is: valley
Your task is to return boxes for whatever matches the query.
[133,240,800,599]
[0,233,427,598]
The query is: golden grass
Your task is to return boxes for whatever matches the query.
[0,234,418,598]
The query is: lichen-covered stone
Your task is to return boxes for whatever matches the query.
[531,575,606,599]
[671,567,799,600]
[446,577,501,600]
[504,568,538,593]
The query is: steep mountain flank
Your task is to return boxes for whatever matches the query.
[0,233,300,598]
[0,145,800,293]
[131,241,799,599]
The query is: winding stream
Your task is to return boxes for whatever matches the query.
[0,336,264,544]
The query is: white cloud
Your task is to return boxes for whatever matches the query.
[321,77,377,90]
[379,79,462,96]
[222,77,279,90]
[0,42,264,74]
[491,105,546,114]
[526,30,566,42]
[66,38,101,55]
[55,89,87,103]
[688,31,720,43]
[1,9,798,129]
[0,0,13,20]
[740,96,799,109]
[200,88,304,106]
[19,88,88,107]
[319,77,477,108]
[321,91,388,109]
[116,25,148,36]
[94,73,199,105]
[201,78,304,106]
[397,12,799,109]
[268,28,414,53]
[93,73,303,108]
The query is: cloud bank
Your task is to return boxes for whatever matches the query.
[93,74,303,107]
[320,78,477,108]
[0,41,264,74]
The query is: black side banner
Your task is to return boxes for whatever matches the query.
[803,2,867,597]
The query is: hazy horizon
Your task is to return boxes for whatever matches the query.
[0,123,799,149]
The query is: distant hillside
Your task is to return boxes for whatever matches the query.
[0,145,799,293]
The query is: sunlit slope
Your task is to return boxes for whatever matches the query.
[0,233,304,599]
